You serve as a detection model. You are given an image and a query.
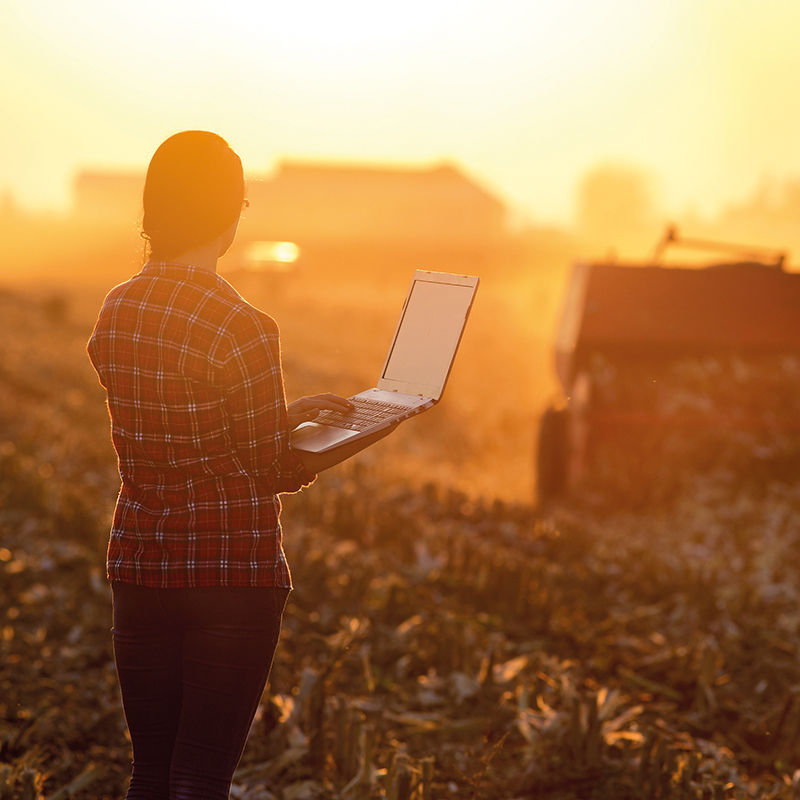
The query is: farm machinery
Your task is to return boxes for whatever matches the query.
[537,227,800,505]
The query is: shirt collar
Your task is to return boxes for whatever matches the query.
[141,261,234,291]
[142,260,214,276]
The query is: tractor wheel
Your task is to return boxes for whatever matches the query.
[536,406,569,506]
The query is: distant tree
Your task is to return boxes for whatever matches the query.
[1,189,17,219]
[576,164,660,254]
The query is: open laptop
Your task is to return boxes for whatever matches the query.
[290,269,479,453]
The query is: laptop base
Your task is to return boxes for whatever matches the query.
[291,389,432,454]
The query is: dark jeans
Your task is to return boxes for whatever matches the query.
[111,582,290,800]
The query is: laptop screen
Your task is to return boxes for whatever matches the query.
[380,275,477,398]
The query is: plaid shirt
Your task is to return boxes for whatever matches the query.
[87,262,315,588]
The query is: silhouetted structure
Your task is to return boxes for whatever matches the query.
[71,161,507,271]
[241,160,505,248]
[73,171,143,224]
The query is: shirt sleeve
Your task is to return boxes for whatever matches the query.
[221,308,316,493]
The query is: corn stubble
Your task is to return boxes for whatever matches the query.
[1,288,800,799]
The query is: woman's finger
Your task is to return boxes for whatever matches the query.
[308,394,354,411]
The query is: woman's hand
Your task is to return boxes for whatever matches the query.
[287,394,354,429]
[296,422,399,474]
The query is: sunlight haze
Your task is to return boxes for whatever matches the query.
[3,0,800,223]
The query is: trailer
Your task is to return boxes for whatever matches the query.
[537,228,800,504]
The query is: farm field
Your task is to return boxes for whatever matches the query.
[2,262,800,799]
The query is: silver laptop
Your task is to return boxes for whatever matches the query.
[291,269,479,454]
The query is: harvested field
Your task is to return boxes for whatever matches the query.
[2,269,800,799]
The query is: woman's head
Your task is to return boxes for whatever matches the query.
[142,131,244,259]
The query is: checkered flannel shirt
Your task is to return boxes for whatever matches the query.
[87,261,315,588]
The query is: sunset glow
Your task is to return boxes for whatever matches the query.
[4,0,800,224]
[245,241,301,269]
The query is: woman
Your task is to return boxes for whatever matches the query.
[88,130,391,799]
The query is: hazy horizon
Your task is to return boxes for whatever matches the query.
[4,0,800,226]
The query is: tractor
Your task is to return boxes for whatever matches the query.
[537,227,800,505]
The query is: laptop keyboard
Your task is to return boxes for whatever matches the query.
[314,397,413,432]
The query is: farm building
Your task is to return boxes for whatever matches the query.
[240,160,506,248]
[71,161,507,265]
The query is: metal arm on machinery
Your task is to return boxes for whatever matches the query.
[652,225,787,269]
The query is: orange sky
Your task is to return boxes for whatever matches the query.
[3,0,800,224]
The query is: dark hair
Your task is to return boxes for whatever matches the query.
[142,131,244,259]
